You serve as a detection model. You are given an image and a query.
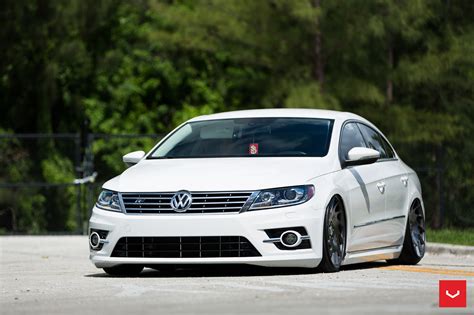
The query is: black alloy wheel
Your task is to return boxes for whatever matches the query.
[387,199,426,265]
[319,196,346,272]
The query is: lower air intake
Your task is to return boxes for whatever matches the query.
[111,236,261,258]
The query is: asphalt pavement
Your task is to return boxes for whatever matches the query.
[1,236,473,315]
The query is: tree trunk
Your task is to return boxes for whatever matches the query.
[431,144,445,229]
[313,0,324,92]
[386,42,394,104]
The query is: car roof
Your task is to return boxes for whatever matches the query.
[188,108,369,124]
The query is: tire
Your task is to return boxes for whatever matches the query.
[318,196,347,272]
[103,265,144,277]
[387,199,426,265]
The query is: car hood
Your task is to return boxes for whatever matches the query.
[103,157,338,192]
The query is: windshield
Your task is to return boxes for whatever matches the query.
[149,118,334,159]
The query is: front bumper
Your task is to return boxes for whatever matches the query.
[89,202,324,268]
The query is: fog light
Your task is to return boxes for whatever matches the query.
[280,230,302,248]
[89,231,101,249]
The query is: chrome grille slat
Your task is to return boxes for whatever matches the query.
[189,206,242,210]
[121,191,254,214]
[191,196,250,199]
[124,197,171,203]
[124,208,174,211]
[122,194,174,197]
[127,207,242,211]
[123,203,171,206]
[191,204,245,208]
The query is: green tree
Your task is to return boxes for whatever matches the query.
[1,0,473,231]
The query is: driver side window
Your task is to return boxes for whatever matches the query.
[340,122,367,160]
[357,124,392,159]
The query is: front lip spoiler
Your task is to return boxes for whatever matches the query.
[90,252,320,268]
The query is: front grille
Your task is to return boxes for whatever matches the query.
[111,236,261,258]
[121,191,253,214]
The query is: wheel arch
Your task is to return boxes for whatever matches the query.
[405,189,425,218]
[400,195,425,247]
[308,171,352,261]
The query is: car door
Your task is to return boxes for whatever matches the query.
[357,123,407,248]
[339,122,387,253]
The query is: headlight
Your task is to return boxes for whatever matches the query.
[96,190,122,212]
[248,185,314,210]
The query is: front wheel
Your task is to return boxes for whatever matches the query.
[388,199,426,265]
[103,265,144,277]
[318,196,347,272]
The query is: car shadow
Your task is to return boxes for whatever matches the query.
[84,261,389,278]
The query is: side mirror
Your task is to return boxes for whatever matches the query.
[123,150,145,167]
[344,147,380,167]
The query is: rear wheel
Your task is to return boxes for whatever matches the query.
[103,265,144,277]
[318,196,346,272]
[387,199,426,265]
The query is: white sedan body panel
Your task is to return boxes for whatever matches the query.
[89,108,424,269]
[104,157,339,193]
[90,202,325,268]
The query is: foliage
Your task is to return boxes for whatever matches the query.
[0,0,473,231]
[0,129,46,232]
[427,228,474,246]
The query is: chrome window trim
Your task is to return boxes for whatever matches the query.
[338,119,399,168]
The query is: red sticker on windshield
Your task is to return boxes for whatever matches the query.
[249,143,259,155]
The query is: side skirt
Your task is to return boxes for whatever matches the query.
[342,244,402,266]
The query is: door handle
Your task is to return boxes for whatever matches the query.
[401,176,408,187]
[376,182,386,194]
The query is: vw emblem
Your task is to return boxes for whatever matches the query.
[170,190,192,212]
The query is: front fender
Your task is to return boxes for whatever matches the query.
[306,171,352,243]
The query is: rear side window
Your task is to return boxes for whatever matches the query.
[357,124,394,159]
[340,122,367,160]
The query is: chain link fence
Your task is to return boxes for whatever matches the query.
[0,133,163,234]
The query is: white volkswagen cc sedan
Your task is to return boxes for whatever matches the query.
[89,109,426,276]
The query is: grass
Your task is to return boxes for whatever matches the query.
[426,228,474,246]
